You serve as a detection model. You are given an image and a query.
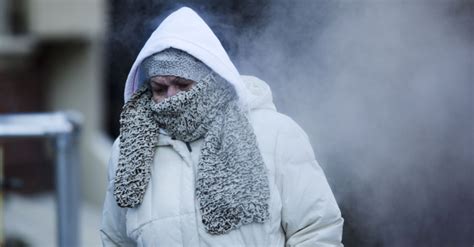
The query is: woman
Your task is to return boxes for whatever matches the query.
[101,7,343,246]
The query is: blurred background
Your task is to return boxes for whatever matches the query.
[0,0,473,246]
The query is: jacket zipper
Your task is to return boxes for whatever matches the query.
[185,142,192,152]
[172,135,192,153]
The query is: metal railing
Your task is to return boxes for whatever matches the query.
[0,111,82,247]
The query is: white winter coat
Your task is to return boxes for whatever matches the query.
[101,7,343,247]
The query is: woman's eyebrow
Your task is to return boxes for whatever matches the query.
[173,78,194,86]
[149,79,166,86]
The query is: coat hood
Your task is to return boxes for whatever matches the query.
[123,7,251,108]
[241,75,276,111]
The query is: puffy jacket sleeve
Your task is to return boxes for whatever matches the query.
[100,138,135,246]
[275,118,344,247]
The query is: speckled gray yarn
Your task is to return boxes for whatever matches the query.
[151,72,270,234]
[113,86,158,208]
[115,48,269,234]
[115,48,213,208]
[149,73,213,142]
[141,48,211,83]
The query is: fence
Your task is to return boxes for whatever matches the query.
[0,112,82,247]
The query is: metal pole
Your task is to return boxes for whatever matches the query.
[55,133,78,247]
[0,112,81,247]
[0,146,4,246]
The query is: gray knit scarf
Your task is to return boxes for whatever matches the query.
[114,51,270,234]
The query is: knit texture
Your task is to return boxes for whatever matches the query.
[141,48,212,83]
[150,73,271,234]
[114,72,270,234]
[114,86,159,208]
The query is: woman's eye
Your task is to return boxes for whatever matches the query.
[153,87,166,94]
[179,84,191,90]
